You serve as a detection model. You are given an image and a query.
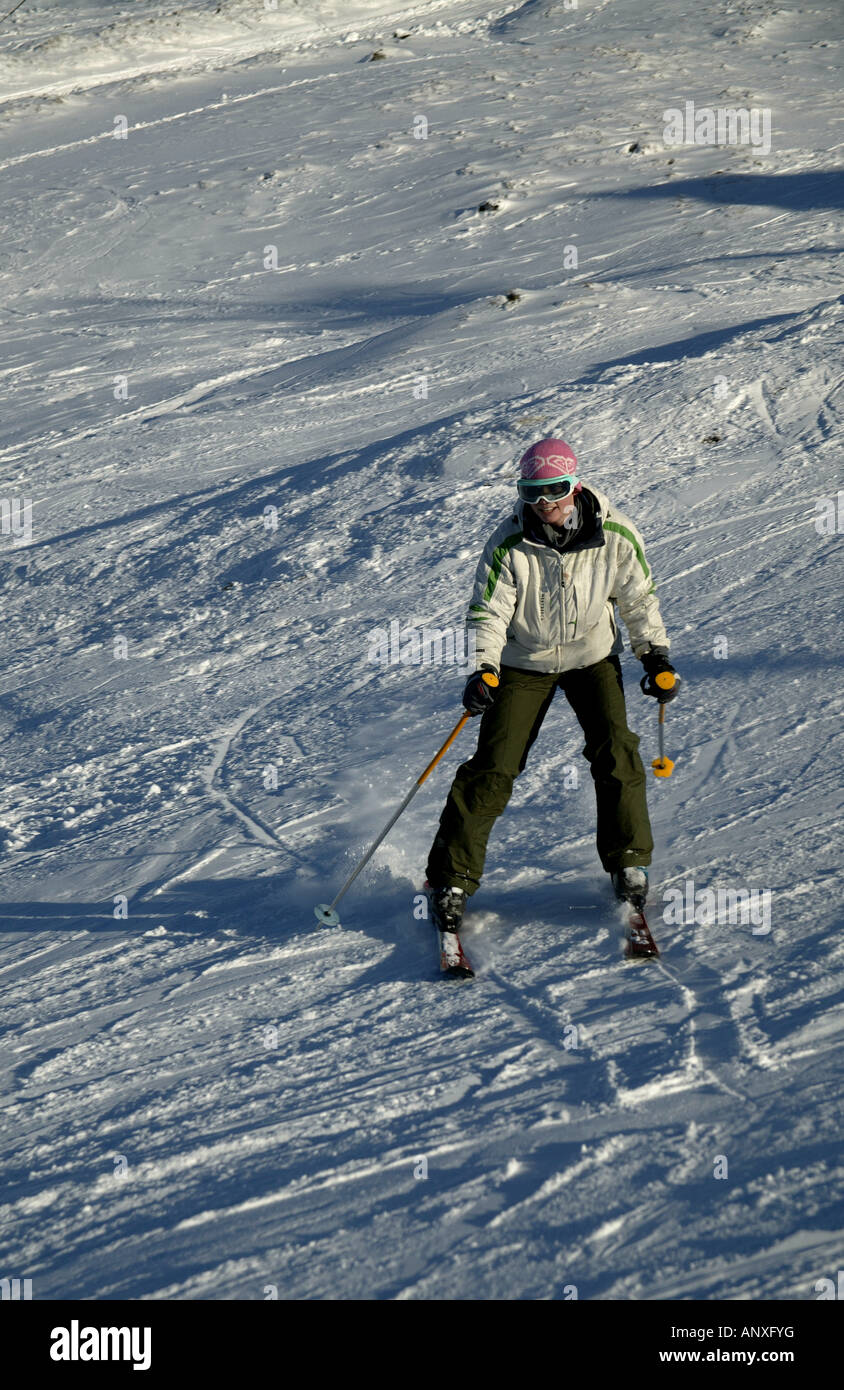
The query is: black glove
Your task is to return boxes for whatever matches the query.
[639,646,680,702]
[462,666,499,716]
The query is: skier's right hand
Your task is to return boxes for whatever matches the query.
[462,666,499,716]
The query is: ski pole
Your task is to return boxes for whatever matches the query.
[652,673,676,777]
[314,672,499,926]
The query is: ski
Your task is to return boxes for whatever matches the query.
[439,928,475,980]
[624,902,660,960]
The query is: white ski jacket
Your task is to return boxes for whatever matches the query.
[467,484,668,674]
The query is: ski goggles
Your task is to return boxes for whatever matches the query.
[517,473,578,504]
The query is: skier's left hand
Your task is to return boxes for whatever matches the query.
[462,666,499,716]
[640,647,680,702]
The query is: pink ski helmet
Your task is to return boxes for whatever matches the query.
[517,438,581,497]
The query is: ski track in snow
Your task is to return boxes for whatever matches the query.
[0,0,842,1300]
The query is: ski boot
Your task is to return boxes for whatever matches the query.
[428,885,467,933]
[611,866,649,909]
[426,885,473,978]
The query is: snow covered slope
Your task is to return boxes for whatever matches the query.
[0,0,841,1299]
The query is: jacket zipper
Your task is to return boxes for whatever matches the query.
[561,560,577,642]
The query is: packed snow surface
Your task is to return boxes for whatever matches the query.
[0,0,841,1299]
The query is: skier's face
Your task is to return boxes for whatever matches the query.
[531,494,576,528]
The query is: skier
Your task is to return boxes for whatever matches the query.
[426,438,680,938]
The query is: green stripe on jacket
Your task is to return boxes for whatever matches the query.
[481,531,523,604]
[603,520,650,579]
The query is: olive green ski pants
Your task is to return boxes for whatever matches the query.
[426,656,653,895]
